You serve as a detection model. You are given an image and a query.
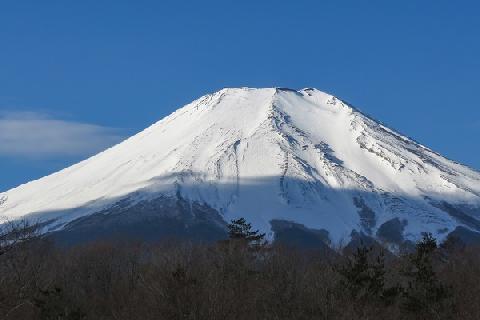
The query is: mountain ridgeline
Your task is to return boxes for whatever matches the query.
[1,87,480,248]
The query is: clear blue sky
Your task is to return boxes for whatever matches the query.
[1,0,479,191]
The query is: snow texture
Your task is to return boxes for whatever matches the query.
[1,88,479,244]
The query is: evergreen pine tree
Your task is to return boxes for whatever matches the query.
[338,244,398,304]
[402,233,453,316]
[227,217,266,247]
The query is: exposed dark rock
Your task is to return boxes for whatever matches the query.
[270,219,332,251]
[430,201,480,231]
[343,230,395,259]
[344,230,377,251]
[48,195,228,246]
[446,226,480,246]
[376,218,407,244]
[353,197,376,234]
[315,142,344,165]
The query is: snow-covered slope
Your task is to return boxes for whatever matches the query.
[1,88,480,245]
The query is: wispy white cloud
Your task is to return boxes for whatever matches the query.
[0,111,125,158]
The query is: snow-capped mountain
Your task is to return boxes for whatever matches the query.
[1,88,480,246]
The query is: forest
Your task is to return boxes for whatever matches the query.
[0,218,479,320]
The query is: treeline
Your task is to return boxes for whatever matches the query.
[0,219,480,319]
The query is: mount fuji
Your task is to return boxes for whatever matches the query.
[1,88,480,247]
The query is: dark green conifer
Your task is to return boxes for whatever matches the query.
[227,217,266,247]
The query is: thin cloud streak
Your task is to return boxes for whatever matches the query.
[0,111,125,158]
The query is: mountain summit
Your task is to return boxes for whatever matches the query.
[1,88,480,246]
